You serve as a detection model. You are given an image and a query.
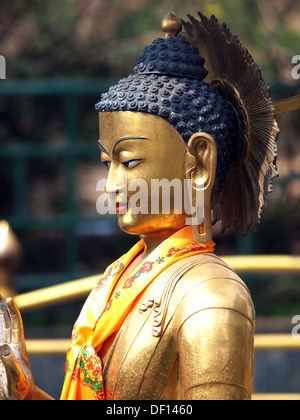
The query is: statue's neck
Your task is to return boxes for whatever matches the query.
[139,228,181,260]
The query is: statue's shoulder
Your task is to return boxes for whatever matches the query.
[140,253,254,337]
[170,253,255,324]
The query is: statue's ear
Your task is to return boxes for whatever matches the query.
[186,132,217,190]
[185,132,217,243]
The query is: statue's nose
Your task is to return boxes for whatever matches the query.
[105,164,126,195]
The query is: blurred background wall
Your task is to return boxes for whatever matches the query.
[0,0,299,399]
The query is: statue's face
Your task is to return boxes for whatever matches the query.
[98,111,191,237]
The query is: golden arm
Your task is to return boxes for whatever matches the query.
[176,279,255,400]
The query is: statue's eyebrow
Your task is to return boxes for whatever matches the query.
[113,137,149,153]
[98,139,109,154]
[98,136,149,156]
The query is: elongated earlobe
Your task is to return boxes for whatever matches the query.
[186,132,217,243]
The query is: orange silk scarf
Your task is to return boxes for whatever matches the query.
[60,226,214,400]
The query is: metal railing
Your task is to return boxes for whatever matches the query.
[10,254,300,400]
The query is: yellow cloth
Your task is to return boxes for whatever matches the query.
[60,226,215,400]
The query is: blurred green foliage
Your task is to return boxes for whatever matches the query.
[1,0,300,84]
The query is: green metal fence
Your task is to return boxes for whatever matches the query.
[0,79,118,290]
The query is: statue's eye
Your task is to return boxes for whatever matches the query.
[103,161,111,169]
[121,159,143,168]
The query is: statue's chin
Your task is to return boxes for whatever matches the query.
[117,211,187,238]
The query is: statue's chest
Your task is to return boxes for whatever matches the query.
[100,256,203,399]
[101,275,179,400]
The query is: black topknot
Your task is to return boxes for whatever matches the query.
[134,37,208,80]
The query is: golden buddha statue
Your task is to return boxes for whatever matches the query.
[0,12,280,400]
